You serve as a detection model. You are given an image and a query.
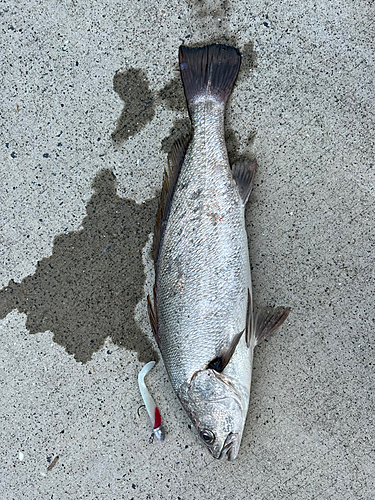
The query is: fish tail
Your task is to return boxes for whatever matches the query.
[179,44,241,105]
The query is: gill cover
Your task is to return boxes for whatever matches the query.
[178,369,246,460]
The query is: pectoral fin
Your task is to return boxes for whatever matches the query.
[255,306,290,345]
[208,329,244,373]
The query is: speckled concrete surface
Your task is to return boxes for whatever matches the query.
[1,1,374,498]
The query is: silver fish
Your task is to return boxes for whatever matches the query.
[148,44,290,460]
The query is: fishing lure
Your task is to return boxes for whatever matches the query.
[138,361,165,441]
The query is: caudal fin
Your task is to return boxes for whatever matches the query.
[179,44,241,105]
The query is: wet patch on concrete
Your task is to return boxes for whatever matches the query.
[112,68,156,144]
[184,0,229,19]
[239,40,258,74]
[157,76,186,113]
[183,0,230,32]
[0,170,159,364]
[225,128,257,165]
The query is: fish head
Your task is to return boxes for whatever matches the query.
[178,368,246,460]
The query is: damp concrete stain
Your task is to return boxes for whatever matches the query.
[112,68,156,144]
[183,0,230,30]
[225,129,257,165]
[157,75,186,113]
[238,40,258,75]
[0,170,159,364]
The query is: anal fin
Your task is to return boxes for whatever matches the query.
[255,306,290,345]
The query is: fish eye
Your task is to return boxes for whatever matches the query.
[200,429,215,444]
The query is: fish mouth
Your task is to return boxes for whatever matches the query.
[218,432,238,461]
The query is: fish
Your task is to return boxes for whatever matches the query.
[147,44,290,460]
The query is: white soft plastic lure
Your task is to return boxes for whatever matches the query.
[138,361,165,441]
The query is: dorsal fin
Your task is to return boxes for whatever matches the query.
[153,135,190,265]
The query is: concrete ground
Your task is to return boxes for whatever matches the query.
[1,0,374,498]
